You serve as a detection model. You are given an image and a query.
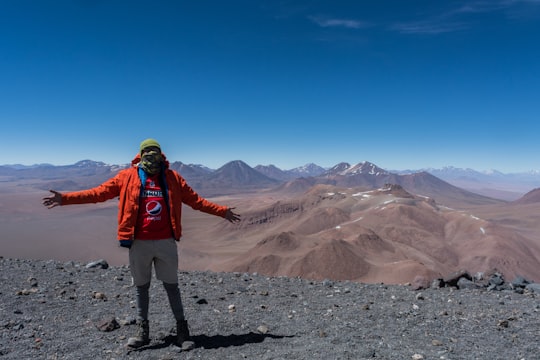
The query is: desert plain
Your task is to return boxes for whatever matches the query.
[1,170,540,286]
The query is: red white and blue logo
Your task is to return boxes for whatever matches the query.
[146,200,162,216]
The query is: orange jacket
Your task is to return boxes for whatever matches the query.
[61,154,228,242]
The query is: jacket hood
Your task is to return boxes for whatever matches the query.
[131,152,170,169]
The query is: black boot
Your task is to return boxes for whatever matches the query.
[127,320,150,348]
[176,319,191,345]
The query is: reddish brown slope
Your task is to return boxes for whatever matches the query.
[211,184,540,284]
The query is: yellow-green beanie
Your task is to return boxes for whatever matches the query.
[140,138,161,153]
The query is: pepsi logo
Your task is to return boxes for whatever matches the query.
[146,201,162,216]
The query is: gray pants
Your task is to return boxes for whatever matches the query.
[135,281,185,322]
[129,239,179,286]
[129,239,185,322]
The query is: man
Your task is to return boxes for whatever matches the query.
[42,138,241,349]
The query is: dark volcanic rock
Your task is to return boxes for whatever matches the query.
[0,257,538,359]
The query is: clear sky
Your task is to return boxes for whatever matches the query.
[2,1,540,172]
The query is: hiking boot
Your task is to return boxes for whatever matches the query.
[127,320,150,348]
[176,319,191,345]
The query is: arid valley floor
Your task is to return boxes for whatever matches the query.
[2,175,540,286]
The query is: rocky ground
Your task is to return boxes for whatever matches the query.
[1,257,539,360]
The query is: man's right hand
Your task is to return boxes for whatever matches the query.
[42,190,62,208]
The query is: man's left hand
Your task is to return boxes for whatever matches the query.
[225,208,241,223]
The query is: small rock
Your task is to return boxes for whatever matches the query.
[92,292,107,300]
[257,325,269,334]
[228,304,236,313]
[511,275,530,288]
[17,288,38,296]
[430,278,444,289]
[489,272,505,287]
[119,317,136,326]
[412,354,424,360]
[86,259,109,269]
[457,277,479,290]
[322,279,334,287]
[27,277,38,287]
[95,317,120,332]
[498,319,509,328]
[473,272,484,281]
[181,340,195,351]
[525,283,540,294]
[443,270,472,287]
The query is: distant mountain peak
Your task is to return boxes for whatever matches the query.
[324,161,388,176]
[287,163,326,177]
[346,161,388,176]
[210,160,278,187]
[74,160,107,167]
[222,160,251,169]
[325,162,351,175]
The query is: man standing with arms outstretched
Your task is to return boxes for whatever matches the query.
[42,138,241,349]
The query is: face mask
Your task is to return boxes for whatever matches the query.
[140,150,163,175]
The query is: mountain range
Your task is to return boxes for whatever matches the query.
[2,159,539,202]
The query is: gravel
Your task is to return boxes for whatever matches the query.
[1,257,539,360]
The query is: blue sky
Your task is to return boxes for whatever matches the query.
[2,1,540,172]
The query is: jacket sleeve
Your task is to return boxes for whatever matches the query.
[61,172,123,205]
[171,172,228,217]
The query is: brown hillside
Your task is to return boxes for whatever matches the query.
[512,187,540,205]
[207,185,540,284]
[289,239,371,280]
